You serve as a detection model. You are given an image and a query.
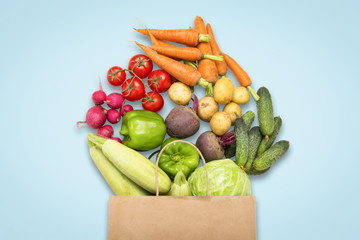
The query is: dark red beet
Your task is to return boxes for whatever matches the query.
[111,137,122,143]
[92,76,107,105]
[96,125,114,138]
[106,93,125,109]
[120,104,134,117]
[107,109,121,124]
[77,106,107,129]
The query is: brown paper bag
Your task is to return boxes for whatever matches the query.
[107,140,257,240]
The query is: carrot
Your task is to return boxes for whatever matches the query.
[150,44,223,62]
[222,52,260,101]
[194,16,218,84]
[134,28,210,46]
[206,23,228,76]
[134,41,213,94]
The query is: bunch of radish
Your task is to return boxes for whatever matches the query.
[76,77,133,141]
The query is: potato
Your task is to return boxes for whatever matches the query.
[168,82,192,105]
[210,112,232,136]
[197,96,219,122]
[214,77,234,104]
[223,102,242,125]
[232,86,250,104]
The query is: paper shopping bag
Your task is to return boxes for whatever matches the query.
[108,196,256,240]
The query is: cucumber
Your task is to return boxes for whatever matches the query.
[253,140,290,170]
[235,117,249,167]
[257,87,274,136]
[88,133,171,194]
[88,141,149,196]
[247,167,270,175]
[245,127,262,172]
[242,110,255,131]
[257,116,282,157]
[225,112,255,159]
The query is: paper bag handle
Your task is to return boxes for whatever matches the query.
[155,140,210,196]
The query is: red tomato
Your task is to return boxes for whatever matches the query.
[147,70,172,93]
[128,54,153,79]
[141,92,164,112]
[121,77,145,101]
[107,66,126,86]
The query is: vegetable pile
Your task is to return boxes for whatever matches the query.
[77,16,290,197]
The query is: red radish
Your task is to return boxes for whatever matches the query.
[105,93,125,109]
[120,104,134,117]
[111,137,122,143]
[77,106,107,129]
[107,109,121,124]
[96,125,114,138]
[92,76,107,105]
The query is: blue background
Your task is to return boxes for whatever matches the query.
[1,0,359,239]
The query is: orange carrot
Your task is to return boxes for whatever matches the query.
[194,16,218,84]
[134,28,210,46]
[134,41,212,94]
[150,45,223,62]
[206,23,228,76]
[222,52,259,101]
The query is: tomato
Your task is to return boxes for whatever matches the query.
[107,66,126,86]
[128,54,153,79]
[141,92,164,112]
[121,77,146,101]
[147,70,172,93]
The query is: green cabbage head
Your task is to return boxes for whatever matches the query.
[188,159,251,196]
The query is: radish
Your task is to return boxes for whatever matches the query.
[92,76,107,105]
[107,109,121,124]
[106,93,125,109]
[77,106,107,129]
[120,104,134,117]
[111,137,122,143]
[96,125,114,138]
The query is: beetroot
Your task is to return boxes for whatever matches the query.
[120,104,134,117]
[111,137,122,143]
[96,125,114,138]
[92,77,107,105]
[106,93,125,109]
[107,109,121,124]
[77,106,107,129]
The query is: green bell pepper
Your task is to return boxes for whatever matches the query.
[158,137,200,179]
[120,110,166,151]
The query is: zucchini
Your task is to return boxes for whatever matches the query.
[253,140,290,170]
[88,141,149,196]
[245,127,262,172]
[88,133,171,194]
[235,117,249,167]
[257,87,274,136]
[257,116,282,157]
[242,110,255,131]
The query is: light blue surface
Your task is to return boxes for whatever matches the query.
[1,0,359,239]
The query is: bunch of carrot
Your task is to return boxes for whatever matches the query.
[133,17,260,101]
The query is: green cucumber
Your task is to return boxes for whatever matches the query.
[257,87,274,136]
[235,117,249,167]
[245,127,262,172]
[225,112,255,159]
[242,110,255,131]
[253,140,290,170]
[247,167,270,175]
[257,116,282,157]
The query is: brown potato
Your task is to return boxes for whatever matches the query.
[214,77,234,104]
[197,96,219,122]
[223,102,242,125]
[210,112,232,136]
[232,86,250,104]
[168,82,192,105]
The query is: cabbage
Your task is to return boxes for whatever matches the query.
[167,171,191,196]
[188,159,251,196]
